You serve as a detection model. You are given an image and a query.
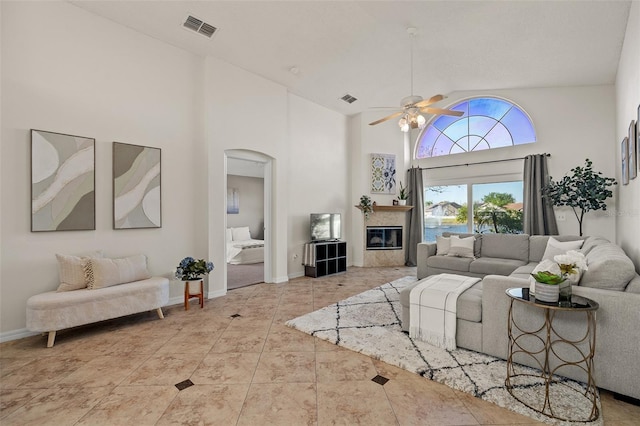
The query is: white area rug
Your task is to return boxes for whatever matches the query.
[286,276,602,425]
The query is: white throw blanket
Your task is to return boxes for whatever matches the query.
[409,274,481,350]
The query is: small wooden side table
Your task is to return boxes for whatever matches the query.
[183,279,204,310]
[505,287,599,422]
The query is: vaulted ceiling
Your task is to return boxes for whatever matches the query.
[71,1,631,116]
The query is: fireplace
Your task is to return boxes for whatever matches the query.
[366,226,403,250]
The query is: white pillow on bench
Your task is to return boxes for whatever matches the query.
[85,254,151,289]
[56,251,104,292]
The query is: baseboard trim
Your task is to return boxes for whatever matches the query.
[0,328,39,344]
[288,271,305,280]
[207,289,227,299]
[273,275,289,284]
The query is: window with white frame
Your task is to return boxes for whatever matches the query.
[416,97,536,159]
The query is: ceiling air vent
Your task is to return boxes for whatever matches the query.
[340,94,358,104]
[183,15,217,38]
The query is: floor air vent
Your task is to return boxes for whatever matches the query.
[183,15,217,38]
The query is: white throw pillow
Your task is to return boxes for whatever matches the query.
[232,226,251,242]
[542,237,584,261]
[226,228,233,242]
[56,251,104,292]
[436,235,450,255]
[85,254,151,289]
[446,235,475,259]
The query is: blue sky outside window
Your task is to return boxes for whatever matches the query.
[416,97,536,158]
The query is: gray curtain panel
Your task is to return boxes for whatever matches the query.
[523,154,558,235]
[405,167,424,266]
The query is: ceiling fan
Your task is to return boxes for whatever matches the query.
[369,28,463,132]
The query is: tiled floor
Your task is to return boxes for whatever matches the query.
[2,266,639,425]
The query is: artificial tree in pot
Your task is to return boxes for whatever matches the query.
[542,159,617,236]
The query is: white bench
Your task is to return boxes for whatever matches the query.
[26,276,169,347]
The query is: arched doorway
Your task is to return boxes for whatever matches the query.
[224,150,273,289]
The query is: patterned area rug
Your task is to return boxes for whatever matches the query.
[286,276,602,426]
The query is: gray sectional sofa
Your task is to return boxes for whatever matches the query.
[406,232,640,400]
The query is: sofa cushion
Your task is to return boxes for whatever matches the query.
[625,275,640,293]
[580,244,636,291]
[480,234,529,262]
[469,257,527,276]
[442,232,481,257]
[56,251,104,292]
[509,262,538,280]
[436,235,451,255]
[426,255,473,272]
[86,255,151,289]
[580,236,610,256]
[457,281,483,323]
[541,237,584,261]
[529,235,585,262]
[398,279,482,323]
[446,235,475,258]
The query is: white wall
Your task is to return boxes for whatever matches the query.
[227,175,264,240]
[287,94,349,277]
[615,1,640,270]
[350,85,618,262]
[0,2,205,336]
[205,56,290,287]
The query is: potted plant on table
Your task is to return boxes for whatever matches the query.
[398,181,409,206]
[175,257,214,281]
[530,251,587,304]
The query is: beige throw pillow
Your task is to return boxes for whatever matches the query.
[446,235,475,259]
[56,251,104,292]
[542,237,584,261]
[86,254,151,289]
[436,235,450,255]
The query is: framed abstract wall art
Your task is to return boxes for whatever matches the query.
[31,129,95,232]
[629,119,637,180]
[113,142,161,229]
[621,137,629,186]
[370,153,396,194]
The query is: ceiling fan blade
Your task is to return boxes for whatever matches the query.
[421,107,464,117]
[369,111,403,126]
[414,94,445,108]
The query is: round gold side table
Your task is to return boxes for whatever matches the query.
[505,287,599,422]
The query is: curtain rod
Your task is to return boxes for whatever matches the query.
[410,153,550,171]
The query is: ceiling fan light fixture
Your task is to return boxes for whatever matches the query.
[416,114,426,127]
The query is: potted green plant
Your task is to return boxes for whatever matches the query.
[530,251,587,304]
[398,181,409,206]
[175,257,214,281]
[542,159,617,236]
[358,195,374,220]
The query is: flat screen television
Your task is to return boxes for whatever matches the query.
[310,213,341,241]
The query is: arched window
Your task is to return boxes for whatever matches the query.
[415,97,536,159]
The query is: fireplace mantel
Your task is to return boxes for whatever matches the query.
[355,205,413,212]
